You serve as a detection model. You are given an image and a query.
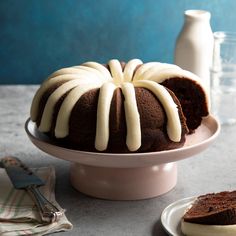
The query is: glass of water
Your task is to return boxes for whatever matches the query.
[210,31,236,125]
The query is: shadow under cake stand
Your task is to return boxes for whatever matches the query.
[25,115,220,200]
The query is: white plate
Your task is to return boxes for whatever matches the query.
[161,196,196,236]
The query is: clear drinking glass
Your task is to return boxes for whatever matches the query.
[210,31,236,125]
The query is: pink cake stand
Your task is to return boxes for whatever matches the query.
[25,115,220,200]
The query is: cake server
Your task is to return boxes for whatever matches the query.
[1,156,63,223]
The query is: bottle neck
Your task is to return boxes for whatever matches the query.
[184,10,211,23]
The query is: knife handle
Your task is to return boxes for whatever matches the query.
[27,185,64,223]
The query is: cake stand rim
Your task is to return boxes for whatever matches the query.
[25,115,220,168]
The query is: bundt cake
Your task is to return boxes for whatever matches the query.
[30,59,209,153]
[181,191,236,236]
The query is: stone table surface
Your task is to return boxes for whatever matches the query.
[0,85,234,236]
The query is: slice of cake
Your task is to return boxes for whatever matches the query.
[181,191,236,236]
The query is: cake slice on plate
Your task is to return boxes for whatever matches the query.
[181,191,236,236]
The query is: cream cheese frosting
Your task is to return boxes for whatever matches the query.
[181,220,236,236]
[31,59,208,152]
[95,82,117,151]
[121,82,141,151]
[54,82,102,138]
[133,80,181,142]
[123,59,143,82]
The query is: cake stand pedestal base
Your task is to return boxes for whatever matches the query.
[70,162,177,200]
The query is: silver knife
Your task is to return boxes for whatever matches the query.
[1,156,63,223]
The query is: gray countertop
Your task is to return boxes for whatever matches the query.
[0,85,233,236]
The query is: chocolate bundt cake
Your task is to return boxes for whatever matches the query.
[30,59,209,153]
[181,191,236,236]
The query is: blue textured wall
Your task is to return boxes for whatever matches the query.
[1,0,236,84]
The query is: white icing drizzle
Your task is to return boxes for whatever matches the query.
[55,82,102,138]
[139,63,181,82]
[72,65,107,81]
[82,62,112,81]
[133,62,161,81]
[142,67,185,83]
[121,82,141,151]
[133,80,182,142]
[47,67,87,80]
[123,59,143,82]
[31,74,82,121]
[95,82,117,151]
[108,59,124,85]
[38,79,92,132]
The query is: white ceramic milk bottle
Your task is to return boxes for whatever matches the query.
[174,10,214,92]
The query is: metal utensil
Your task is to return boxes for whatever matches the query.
[1,156,63,223]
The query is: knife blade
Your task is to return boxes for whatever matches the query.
[2,156,45,189]
[1,156,63,223]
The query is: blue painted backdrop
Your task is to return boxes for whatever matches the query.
[1,0,236,84]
